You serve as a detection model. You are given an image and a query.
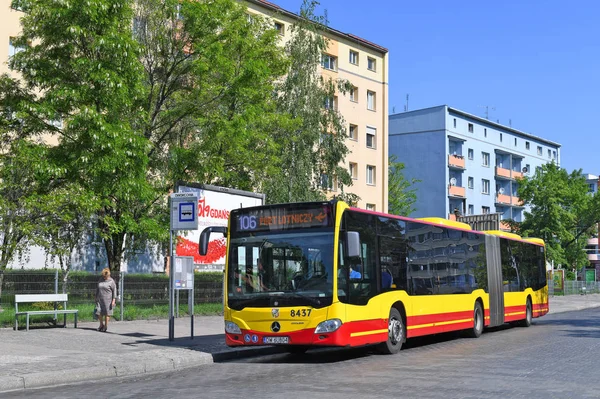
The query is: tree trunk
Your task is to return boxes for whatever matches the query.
[0,271,4,312]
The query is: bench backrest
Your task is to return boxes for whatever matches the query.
[15,294,68,303]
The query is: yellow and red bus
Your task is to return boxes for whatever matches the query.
[199,200,548,354]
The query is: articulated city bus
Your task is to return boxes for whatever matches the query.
[199,200,548,354]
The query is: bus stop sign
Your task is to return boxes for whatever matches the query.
[170,192,199,231]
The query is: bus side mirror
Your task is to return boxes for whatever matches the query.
[199,226,227,255]
[346,231,360,258]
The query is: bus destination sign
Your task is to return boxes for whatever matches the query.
[233,204,333,233]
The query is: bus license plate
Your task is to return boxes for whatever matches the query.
[263,336,289,344]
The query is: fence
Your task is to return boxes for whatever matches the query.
[548,279,600,296]
[0,270,223,319]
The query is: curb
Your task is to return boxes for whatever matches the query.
[0,346,278,394]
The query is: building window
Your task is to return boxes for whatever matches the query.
[482,179,490,194]
[349,50,358,65]
[349,162,358,179]
[366,126,376,149]
[320,173,336,191]
[453,118,457,128]
[366,165,375,185]
[324,96,337,110]
[589,184,595,193]
[484,128,487,137]
[525,164,530,174]
[537,146,542,155]
[548,149,551,159]
[348,124,358,140]
[500,133,503,142]
[482,152,490,167]
[468,204,474,215]
[349,86,358,102]
[468,177,474,189]
[274,22,285,35]
[526,141,530,150]
[468,148,474,160]
[468,123,474,133]
[482,206,490,214]
[9,37,26,57]
[553,150,557,160]
[367,57,376,71]
[366,203,376,211]
[367,91,376,111]
[321,54,337,71]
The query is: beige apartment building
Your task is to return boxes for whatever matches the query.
[1,0,389,212]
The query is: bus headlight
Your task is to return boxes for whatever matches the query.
[225,321,242,334]
[314,319,342,334]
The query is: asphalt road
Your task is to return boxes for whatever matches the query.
[7,308,600,399]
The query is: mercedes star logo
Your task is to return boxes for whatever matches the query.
[271,321,281,333]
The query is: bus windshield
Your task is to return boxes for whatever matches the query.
[227,231,334,310]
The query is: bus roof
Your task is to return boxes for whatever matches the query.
[523,237,545,246]
[484,230,522,240]
[416,217,472,231]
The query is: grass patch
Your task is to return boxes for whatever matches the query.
[0,302,223,328]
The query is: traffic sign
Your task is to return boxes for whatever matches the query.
[170,192,199,231]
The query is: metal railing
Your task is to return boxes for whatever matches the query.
[0,270,223,321]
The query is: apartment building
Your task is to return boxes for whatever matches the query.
[389,105,561,226]
[245,0,389,212]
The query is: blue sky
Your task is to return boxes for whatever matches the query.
[271,0,599,175]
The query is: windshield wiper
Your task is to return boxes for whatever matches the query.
[283,292,322,307]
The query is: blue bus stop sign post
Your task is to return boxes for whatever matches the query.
[169,193,198,341]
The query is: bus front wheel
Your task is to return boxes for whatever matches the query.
[377,307,405,355]
[467,301,484,338]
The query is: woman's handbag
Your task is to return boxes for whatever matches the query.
[92,303,99,321]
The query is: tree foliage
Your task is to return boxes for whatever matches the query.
[263,0,355,204]
[517,162,600,271]
[387,155,419,216]
[0,0,291,271]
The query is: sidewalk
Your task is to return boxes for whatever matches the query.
[1,294,600,393]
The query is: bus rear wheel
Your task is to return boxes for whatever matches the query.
[466,301,484,338]
[518,298,533,327]
[377,308,405,354]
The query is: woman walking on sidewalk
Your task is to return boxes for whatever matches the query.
[95,268,117,332]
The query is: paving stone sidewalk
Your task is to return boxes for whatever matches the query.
[1,294,599,393]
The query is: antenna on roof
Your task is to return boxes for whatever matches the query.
[477,105,496,120]
[404,94,409,112]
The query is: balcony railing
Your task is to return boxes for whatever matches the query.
[588,237,599,246]
[448,154,465,169]
[448,185,465,197]
[495,166,524,180]
[495,193,511,204]
[589,254,600,262]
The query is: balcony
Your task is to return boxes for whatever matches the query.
[495,193,511,204]
[495,167,523,180]
[589,254,600,262]
[448,155,465,169]
[588,238,599,246]
[495,193,523,207]
[500,221,511,231]
[448,185,465,197]
[448,213,457,221]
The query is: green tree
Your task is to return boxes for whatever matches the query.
[517,162,600,272]
[1,0,290,272]
[264,0,355,204]
[388,155,419,216]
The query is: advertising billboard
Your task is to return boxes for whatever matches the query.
[175,182,265,271]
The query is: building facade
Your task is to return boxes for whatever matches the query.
[389,105,561,226]
[245,0,389,212]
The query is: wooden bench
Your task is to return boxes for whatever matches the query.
[14,294,79,331]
